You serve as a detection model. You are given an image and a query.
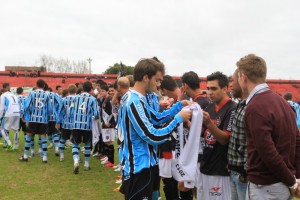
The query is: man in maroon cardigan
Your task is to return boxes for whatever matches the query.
[237,54,300,199]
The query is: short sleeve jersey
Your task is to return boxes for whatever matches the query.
[200,99,236,176]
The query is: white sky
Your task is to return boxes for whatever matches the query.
[0,0,299,79]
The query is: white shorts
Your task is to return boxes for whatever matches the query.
[2,116,20,131]
[198,173,231,200]
[195,162,204,200]
[159,158,172,178]
[101,128,115,142]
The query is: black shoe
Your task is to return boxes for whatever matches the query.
[42,160,47,164]
[19,156,28,162]
[55,153,59,157]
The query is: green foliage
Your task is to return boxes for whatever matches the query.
[103,63,134,75]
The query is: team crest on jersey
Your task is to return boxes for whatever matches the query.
[209,186,222,196]
[204,130,216,145]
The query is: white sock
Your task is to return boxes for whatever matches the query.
[31,149,35,154]
[60,153,64,159]
[84,161,89,167]
[55,146,59,152]
[43,156,47,161]
[39,148,43,153]
[24,154,28,159]
[1,129,12,145]
[74,158,79,165]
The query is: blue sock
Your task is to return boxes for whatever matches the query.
[152,191,159,200]
[53,131,60,148]
[30,134,34,151]
[59,138,65,154]
[84,143,91,162]
[48,134,53,145]
[41,137,47,157]
[24,135,31,158]
[72,143,80,162]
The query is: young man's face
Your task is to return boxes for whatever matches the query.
[207,80,227,104]
[100,89,108,97]
[57,87,63,95]
[108,88,115,96]
[147,71,163,93]
[162,88,178,100]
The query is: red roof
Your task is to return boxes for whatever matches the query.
[1,71,300,101]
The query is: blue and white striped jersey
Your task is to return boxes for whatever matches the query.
[146,92,160,112]
[48,92,62,122]
[24,89,51,123]
[17,95,26,118]
[60,95,76,129]
[72,92,99,130]
[120,90,183,178]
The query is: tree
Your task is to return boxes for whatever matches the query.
[39,54,89,73]
[103,62,134,76]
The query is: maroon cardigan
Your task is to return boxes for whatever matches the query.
[245,90,300,186]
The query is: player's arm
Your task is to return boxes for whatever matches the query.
[128,99,190,146]
[202,109,235,145]
[92,98,100,120]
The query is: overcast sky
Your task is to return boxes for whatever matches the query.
[1,0,299,79]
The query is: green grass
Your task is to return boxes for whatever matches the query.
[0,132,124,200]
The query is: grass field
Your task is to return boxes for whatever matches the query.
[0,132,125,200]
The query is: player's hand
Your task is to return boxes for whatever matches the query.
[55,124,60,130]
[178,110,192,122]
[26,122,29,127]
[178,181,191,192]
[203,111,212,126]
[180,100,194,107]
[105,122,111,128]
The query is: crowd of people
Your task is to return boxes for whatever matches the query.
[0,54,300,200]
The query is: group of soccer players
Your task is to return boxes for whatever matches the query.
[0,79,117,175]
[1,55,300,200]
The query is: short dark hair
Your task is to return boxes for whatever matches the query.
[181,71,200,90]
[62,89,69,97]
[56,85,62,90]
[36,79,46,89]
[83,81,92,92]
[16,87,23,94]
[3,82,10,89]
[100,85,109,91]
[76,88,83,94]
[161,75,178,91]
[133,58,165,82]
[207,71,228,88]
[284,92,292,101]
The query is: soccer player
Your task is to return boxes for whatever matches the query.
[0,83,21,151]
[71,81,99,174]
[119,58,191,199]
[284,92,300,129]
[47,89,62,156]
[58,84,76,161]
[99,84,116,167]
[19,79,52,163]
[200,71,236,200]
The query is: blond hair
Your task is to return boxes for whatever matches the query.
[236,54,267,83]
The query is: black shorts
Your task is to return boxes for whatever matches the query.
[71,129,92,144]
[120,166,158,200]
[61,128,72,140]
[48,121,57,135]
[19,119,27,132]
[27,122,49,135]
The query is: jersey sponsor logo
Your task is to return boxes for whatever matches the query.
[209,186,222,196]
[204,130,216,145]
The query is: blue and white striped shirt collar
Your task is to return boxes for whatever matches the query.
[246,83,270,105]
